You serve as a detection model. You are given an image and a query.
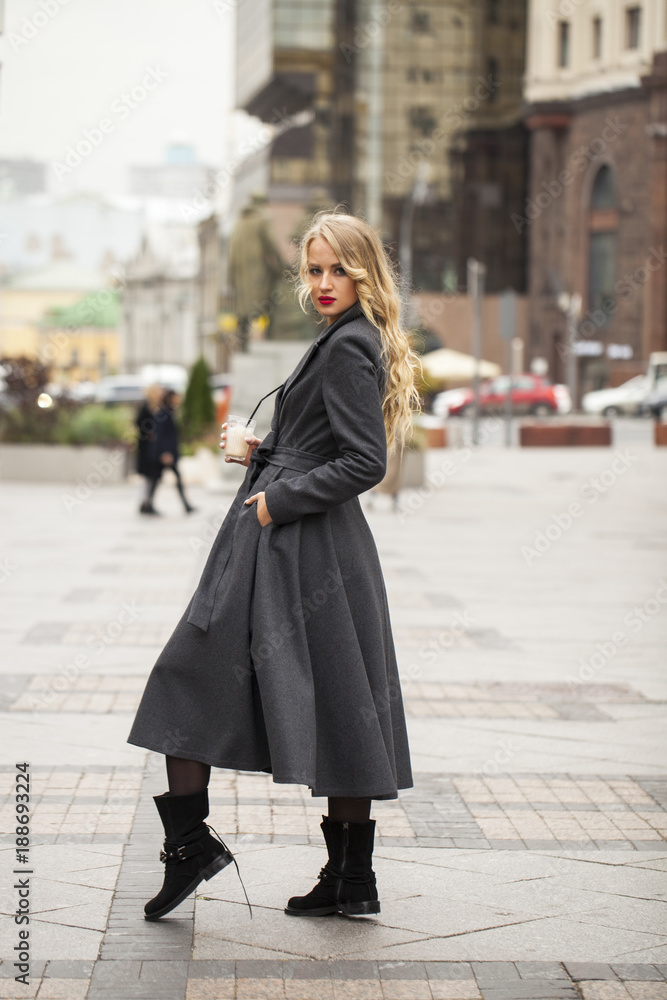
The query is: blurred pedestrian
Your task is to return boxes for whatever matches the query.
[158,389,196,514]
[128,212,420,923]
[136,384,164,516]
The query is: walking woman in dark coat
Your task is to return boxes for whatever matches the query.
[127,212,421,921]
[136,384,164,515]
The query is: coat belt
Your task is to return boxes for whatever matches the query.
[265,445,331,473]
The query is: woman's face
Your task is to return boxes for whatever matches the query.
[307,236,358,325]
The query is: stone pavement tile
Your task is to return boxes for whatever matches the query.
[477,982,577,999]
[613,967,665,982]
[331,982,384,1000]
[579,983,633,999]
[43,961,94,978]
[566,964,619,981]
[283,961,334,980]
[0,980,40,999]
[186,982,236,1000]
[625,985,667,999]
[471,963,520,984]
[35,979,89,999]
[187,961,235,978]
[87,959,141,997]
[428,983,480,1000]
[0,962,46,979]
[284,981,334,999]
[425,965,474,981]
[380,981,432,998]
[329,961,379,980]
[515,962,565,979]
[236,979,285,999]
[236,959,285,979]
[379,962,428,979]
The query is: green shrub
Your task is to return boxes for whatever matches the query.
[55,405,135,446]
[182,357,215,441]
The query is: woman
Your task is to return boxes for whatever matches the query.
[127,211,421,921]
[135,384,165,516]
[156,390,196,514]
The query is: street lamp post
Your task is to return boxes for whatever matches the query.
[557,291,582,411]
[467,258,486,446]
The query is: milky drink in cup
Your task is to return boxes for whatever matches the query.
[224,415,256,460]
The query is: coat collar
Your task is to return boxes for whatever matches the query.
[279,300,365,408]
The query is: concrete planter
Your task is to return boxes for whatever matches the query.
[375,447,425,495]
[519,422,612,447]
[0,444,129,483]
[655,421,667,447]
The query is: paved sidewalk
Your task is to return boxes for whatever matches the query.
[1,431,667,999]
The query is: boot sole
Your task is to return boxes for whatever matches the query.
[144,851,233,921]
[284,900,381,918]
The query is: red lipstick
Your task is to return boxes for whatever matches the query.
[318,296,335,304]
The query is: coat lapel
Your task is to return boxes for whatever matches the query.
[279,301,364,411]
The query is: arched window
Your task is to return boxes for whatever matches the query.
[588,166,618,324]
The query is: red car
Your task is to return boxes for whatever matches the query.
[434,375,572,417]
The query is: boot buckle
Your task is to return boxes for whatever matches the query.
[160,842,199,863]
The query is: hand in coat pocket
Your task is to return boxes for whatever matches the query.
[244,491,273,526]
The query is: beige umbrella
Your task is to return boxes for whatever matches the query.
[420,348,501,388]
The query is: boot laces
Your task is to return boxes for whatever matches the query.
[206,822,253,919]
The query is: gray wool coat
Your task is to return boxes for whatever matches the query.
[127,302,413,800]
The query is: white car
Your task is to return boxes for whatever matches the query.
[582,375,650,418]
[431,388,471,419]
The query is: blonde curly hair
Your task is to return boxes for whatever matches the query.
[296,211,421,450]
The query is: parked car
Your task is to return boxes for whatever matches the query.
[433,375,571,418]
[94,375,147,405]
[582,375,650,417]
[639,377,667,421]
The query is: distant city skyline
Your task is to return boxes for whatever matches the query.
[0,0,262,202]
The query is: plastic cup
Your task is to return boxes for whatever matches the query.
[224,415,256,460]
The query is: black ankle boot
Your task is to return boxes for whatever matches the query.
[144,789,233,920]
[284,816,344,916]
[336,819,381,916]
[285,817,381,917]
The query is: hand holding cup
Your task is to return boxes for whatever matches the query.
[220,416,261,467]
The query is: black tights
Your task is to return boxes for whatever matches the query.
[165,755,371,822]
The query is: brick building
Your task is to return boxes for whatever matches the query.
[522,1,667,396]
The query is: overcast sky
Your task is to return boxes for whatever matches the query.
[0,0,254,198]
